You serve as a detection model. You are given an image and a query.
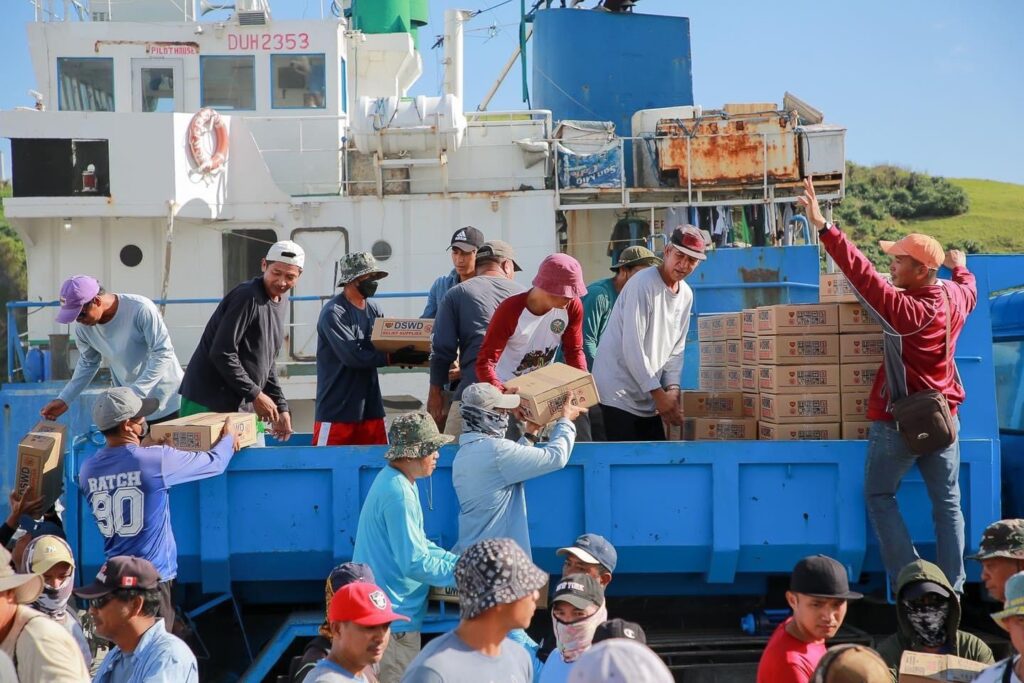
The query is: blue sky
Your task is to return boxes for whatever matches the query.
[2,0,1022,184]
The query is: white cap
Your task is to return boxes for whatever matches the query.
[461,383,522,411]
[266,240,305,269]
[568,640,673,683]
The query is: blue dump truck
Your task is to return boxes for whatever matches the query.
[2,245,1023,680]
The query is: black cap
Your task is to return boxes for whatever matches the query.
[448,226,485,252]
[900,580,951,602]
[551,573,604,610]
[74,556,161,599]
[328,562,375,593]
[789,555,863,600]
[593,618,647,645]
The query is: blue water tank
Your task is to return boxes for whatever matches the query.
[23,348,50,383]
[531,9,693,181]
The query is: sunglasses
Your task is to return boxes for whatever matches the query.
[75,302,95,322]
[88,594,117,610]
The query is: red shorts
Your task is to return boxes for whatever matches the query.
[313,419,387,446]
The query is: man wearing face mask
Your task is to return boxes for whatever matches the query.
[539,574,607,683]
[18,534,91,667]
[314,253,428,446]
[875,559,993,680]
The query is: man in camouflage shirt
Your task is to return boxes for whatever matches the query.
[969,519,1024,602]
[352,412,458,682]
[314,253,429,446]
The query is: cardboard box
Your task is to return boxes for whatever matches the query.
[681,391,744,418]
[841,391,870,421]
[683,417,757,441]
[725,367,742,392]
[897,651,988,683]
[698,367,727,391]
[723,313,742,340]
[838,302,882,333]
[819,272,858,303]
[758,364,841,394]
[840,333,884,363]
[371,318,434,356]
[151,412,259,450]
[699,341,726,367]
[741,337,758,364]
[757,334,840,365]
[725,340,741,366]
[840,362,879,391]
[757,304,839,335]
[740,366,758,393]
[697,315,715,342]
[743,393,759,419]
[842,421,871,440]
[17,426,66,511]
[759,393,842,424]
[741,309,758,337]
[503,363,600,425]
[759,422,841,440]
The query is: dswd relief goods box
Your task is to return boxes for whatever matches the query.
[897,652,987,683]
[842,421,871,440]
[698,367,727,391]
[681,391,744,418]
[741,309,758,337]
[840,333,884,364]
[503,363,599,425]
[151,412,258,450]
[684,417,757,441]
[371,318,434,355]
[838,302,882,333]
[758,422,841,440]
[723,313,742,340]
[17,422,67,510]
[819,273,858,303]
[841,391,870,421]
[759,393,842,424]
[699,341,726,367]
[757,304,839,335]
[757,335,840,365]
[757,364,841,394]
[840,362,879,391]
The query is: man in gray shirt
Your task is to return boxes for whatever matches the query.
[41,275,183,423]
[400,538,547,683]
[427,240,525,435]
[592,226,705,441]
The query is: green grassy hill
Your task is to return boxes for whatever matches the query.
[906,178,1024,252]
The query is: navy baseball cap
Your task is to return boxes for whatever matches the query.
[557,533,617,573]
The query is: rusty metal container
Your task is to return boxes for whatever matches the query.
[655,110,801,187]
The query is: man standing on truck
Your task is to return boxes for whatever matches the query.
[592,226,705,441]
[800,179,978,593]
[79,387,240,632]
[178,239,304,441]
[40,274,183,424]
[314,253,428,447]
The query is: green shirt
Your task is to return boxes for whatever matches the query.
[581,277,618,370]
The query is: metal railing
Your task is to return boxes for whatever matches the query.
[6,291,427,383]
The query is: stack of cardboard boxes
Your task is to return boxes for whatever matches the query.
[820,273,884,439]
[685,273,884,441]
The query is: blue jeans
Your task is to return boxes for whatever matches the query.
[865,417,965,592]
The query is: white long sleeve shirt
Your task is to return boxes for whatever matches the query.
[592,266,692,417]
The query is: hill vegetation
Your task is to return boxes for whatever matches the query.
[0,185,27,378]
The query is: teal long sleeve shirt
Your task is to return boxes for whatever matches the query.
[581,278,618,371]
[352,466,458,632]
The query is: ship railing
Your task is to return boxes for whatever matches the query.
[5,291,427,384]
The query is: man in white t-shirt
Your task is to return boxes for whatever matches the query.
[592,225,705,441]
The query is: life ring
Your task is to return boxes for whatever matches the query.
[187,107,229,173]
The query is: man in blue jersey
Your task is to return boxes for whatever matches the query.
[78,387,240,632]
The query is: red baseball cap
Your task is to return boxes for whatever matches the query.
[328,582,410,626]
[879,234,944,270]
[669,226,708,261]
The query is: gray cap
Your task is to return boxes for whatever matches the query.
[92,387,159,431]
[461,383,522,411]
[475,240,522,272]
[568,639,673,683]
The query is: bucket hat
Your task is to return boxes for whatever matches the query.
[338,252,388,286]
[385,411,454,460]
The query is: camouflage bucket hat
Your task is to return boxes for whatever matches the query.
[338,252,388,286]
[385,411,454,461]
[968,519,1024,561]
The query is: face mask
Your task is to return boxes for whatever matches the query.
[553,602,607,663]
[904,601,950,648]
[460,404,509,438]
[356,279,379,298]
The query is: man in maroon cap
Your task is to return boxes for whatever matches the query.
[592,226,705,441]
[476,252,590,438]
[305,582,410,682]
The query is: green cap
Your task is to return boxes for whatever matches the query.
[385,411,454,461]
[969,519,1024,561]
[338,252,388,286]
[611,246,661,271]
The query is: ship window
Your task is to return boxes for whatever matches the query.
[222,229,279,294]
[371,240,392,262]
[271,54,326,109]
[57,58,114,112]
[119,245,143,268]
[200,56,256,111]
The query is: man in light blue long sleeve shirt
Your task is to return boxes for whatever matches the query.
[42,275,183,423]
[451,383,584,559]
[353,411,459,683]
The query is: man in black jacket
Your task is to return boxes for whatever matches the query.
[179,239,304,441]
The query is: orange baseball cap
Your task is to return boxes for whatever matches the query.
[879,234,943,270]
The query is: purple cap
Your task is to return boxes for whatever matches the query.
[55,275,101,324]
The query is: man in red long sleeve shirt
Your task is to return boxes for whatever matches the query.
[476,253,591,439]
[800,179,978,593]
